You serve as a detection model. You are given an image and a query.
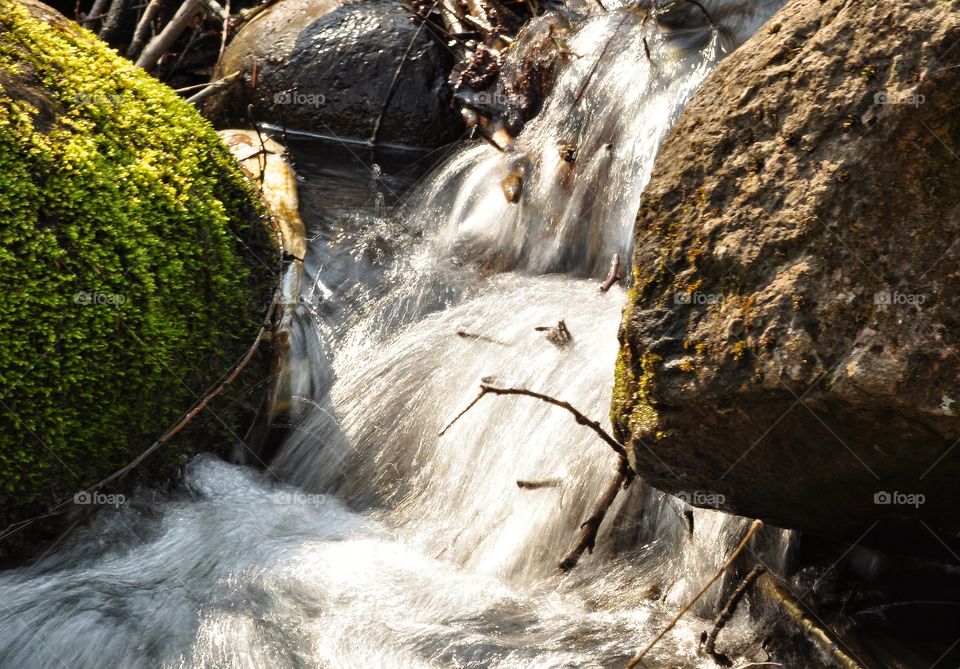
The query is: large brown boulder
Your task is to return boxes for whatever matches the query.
[613,0,960,549]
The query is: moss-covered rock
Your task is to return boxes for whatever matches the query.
[0,0,275,558]
[614,0,960,549]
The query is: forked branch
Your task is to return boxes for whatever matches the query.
[439,383,630,463]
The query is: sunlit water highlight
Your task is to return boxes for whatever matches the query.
[0,2,792,667]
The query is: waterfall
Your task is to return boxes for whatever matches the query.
[0,2,795,667]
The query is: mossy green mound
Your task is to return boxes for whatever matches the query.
[0,0,275,553]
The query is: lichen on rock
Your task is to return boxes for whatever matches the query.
[613,0,960,547]
[0,0,275,558]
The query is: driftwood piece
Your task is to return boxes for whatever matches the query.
[438,381,635,572]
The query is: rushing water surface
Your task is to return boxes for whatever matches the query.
[0,2,802,667]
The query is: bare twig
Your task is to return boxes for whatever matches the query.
[456,329,507,345]
[625,519,764,668]
[703,565,766,666]
[184,71,240,103]
[217,0,231,64]
[517,478,561,489]
[438,386,486,437]
[369,0,438,144]
[135,0,205,71]
[559,461,630,571]
[755,574,867,669]
[439,383,629,462]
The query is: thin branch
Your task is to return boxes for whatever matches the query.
[625,520,764,668]
[184,71,240,103]
[478,384,629,461]
[559,461,629,571]
[217,0,231,64]
[369,0,438,144]
[517,478,561,489]
[703,565,766,666]
[438,387,486,437]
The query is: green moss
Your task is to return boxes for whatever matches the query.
[0,0,274,540]
[611,297,661,446]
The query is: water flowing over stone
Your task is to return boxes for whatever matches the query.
[0,2,794,667]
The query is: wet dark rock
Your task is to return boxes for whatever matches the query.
[612,0,960,550]
[203,0,462,147]
[452,12,573,136]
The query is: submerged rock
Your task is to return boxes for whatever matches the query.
[203,0,461,147]
[613,0,960,547]
[0,0,275,561]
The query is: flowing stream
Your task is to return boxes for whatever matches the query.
[0,2,795,667]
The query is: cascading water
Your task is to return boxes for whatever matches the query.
[0,2,796,667]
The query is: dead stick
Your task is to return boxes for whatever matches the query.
[126,0,161,59]
[217,0,231,64]
[438,387,485,436]
[600,252,621,292]
[517,478,561,489]
[136,0,205,71]
[185,71,240,104]
[439,383,629,463]
[558,463,628,571]
[83,301,278,493]
[625,519,764,668]
[369,0,438,144]
[703,565,766,666]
